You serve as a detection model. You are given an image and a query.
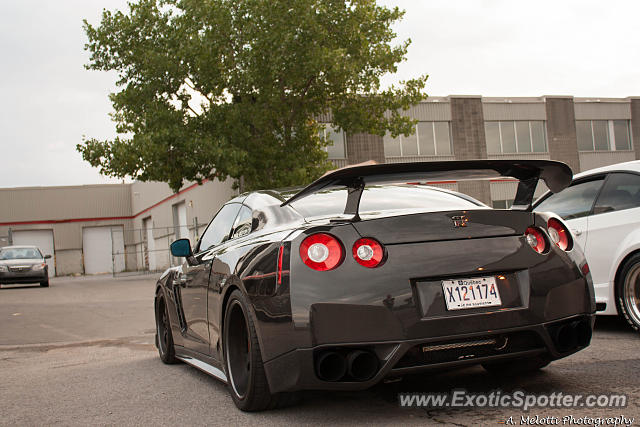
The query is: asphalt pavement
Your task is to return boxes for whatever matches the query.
[1,275,639,426]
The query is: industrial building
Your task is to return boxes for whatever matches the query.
[0,180,235,276]
[1,95,638,276]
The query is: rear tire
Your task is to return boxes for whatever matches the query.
[223,290,297,411]
[40,280,49,287]
[482,355,550,376]
[155,292,177,364]
[615,253,640,332]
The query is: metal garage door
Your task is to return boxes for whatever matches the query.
[12,229,56,277]
[83,226,125,275]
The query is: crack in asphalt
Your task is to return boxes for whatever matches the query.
[424,410,469,426]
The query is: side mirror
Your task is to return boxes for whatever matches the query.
[170,239,193,258]
[44,254,52,259]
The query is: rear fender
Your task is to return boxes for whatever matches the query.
[610,232,640,287]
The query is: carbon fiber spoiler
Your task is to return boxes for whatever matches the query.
[281,160,572,218]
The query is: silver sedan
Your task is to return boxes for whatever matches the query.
[0,245,51,287]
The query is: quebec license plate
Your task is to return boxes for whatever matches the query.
[442,276,502,311]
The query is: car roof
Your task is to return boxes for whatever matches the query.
[1,245,41,250]
[573,160,640,179]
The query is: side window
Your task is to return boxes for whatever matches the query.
[231,205,253,239]
[593,173,640,214]
[534,178,604,220]
[198,203,242,252]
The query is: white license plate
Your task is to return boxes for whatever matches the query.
[442,276,502,310]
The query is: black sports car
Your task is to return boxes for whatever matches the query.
[155,160,595,411]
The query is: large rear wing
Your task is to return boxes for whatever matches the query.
[281,160,572,219]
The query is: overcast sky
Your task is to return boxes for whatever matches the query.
[1,0,639,188]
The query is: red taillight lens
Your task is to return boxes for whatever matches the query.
[547,218,572,251]
[525,227,547,254]
[277,245,284,285]
[352,237,385,268]
[299,233,344,271]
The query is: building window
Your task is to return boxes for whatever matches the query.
[576,120,632,151]
[319,125,346,159]
[383,122,452,157]
[485,121,547,154]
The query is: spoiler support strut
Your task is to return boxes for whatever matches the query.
[344,177,365,219]
[511,177,539,210]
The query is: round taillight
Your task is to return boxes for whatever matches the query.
[548,218,572,251]
[352,237,385,268]
[300,233,344,271]
[525,227,547,254]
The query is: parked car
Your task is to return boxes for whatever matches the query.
[0,245,51,287]
[155,160,594,411]
[534,160,640,331]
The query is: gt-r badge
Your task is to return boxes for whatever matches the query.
[451,215,469,227]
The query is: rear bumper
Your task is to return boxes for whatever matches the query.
[263,314,594,393]
[254,216,595,392]
[594,281,617,315]
[0,270,47,284]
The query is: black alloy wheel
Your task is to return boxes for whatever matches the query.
[223,290,297,411]
[155,292,177,364]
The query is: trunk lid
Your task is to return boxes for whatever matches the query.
[353,209,534,245]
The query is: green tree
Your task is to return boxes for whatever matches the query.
[79,0,427,192]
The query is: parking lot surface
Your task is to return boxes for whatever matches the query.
[1,276,639,426]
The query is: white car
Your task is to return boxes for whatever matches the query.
[533,160,640,331]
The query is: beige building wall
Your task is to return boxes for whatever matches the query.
[574,99,632,120]
[482,97,546,121]
[129,178,237,272]
[0,178,236,275]
[0,184,132,222]
[1,220,136,276]
[0,184,135,275]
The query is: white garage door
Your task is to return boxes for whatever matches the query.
[12,229,56,278]
[83,226,125,275]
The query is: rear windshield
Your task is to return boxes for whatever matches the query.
[0,248,43,260]
[288,185,482,218]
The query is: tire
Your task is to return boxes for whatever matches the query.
[40,280,49,287]
[155,292,177,364]
[223,290,297,411]
[615,253,640,332]
[482,355,550,376]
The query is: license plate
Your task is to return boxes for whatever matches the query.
[442,276,502,310]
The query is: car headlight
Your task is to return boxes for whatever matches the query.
[0,265,7,272]
[32,263,46,271]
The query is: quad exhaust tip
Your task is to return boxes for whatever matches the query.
[347,350,379,382]
[315,351,347,382]
[316,349,379,382]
